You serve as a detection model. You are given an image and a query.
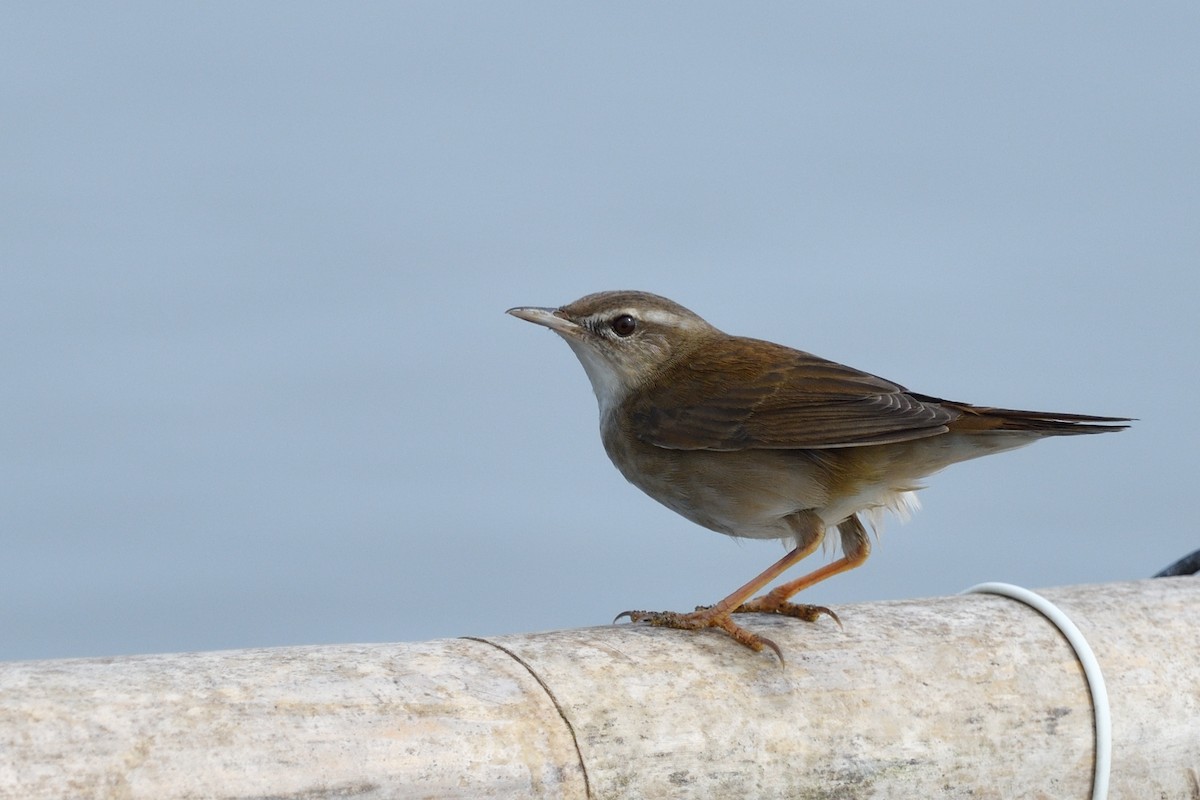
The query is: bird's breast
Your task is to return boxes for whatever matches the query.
[600,420,837,539]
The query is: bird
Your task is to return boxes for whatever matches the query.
[508,290,1130,660]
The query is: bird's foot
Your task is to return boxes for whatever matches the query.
[615,606,784,662]
[733,595,842,628]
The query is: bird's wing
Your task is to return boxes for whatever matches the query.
[627,336,957,451]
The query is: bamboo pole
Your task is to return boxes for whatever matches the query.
[1,577,1197,799]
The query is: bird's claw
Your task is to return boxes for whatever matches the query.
[614,607,786,665]
[734,599,843,629]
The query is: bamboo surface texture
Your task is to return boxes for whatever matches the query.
[1,577,1197,799]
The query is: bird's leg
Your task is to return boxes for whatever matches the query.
[617,511,830,659]
[735,514,870,623]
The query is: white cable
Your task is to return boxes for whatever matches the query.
[963,582,1111,800]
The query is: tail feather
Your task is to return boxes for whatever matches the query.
[932,399,1133,436]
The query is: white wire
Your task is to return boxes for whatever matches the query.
[963,582,1111,800]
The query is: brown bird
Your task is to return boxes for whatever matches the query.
[508,291,1130,659]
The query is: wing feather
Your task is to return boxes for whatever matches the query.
[627,336,957,451]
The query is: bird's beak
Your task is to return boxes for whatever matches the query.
[507,306,583,337]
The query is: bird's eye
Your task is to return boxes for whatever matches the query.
[610,314,637,337]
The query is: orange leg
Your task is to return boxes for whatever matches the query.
[736,514,870,615]
[617,510,836,660]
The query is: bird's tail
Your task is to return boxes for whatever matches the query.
[975,408,1131,435]
[922,396,1133,436]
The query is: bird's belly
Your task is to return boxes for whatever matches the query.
[602,427,1022,541]
[603,433,833,539]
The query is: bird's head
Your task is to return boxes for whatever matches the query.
[507,290,717,418]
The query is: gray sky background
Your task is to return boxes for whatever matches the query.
[3,4,1196,661]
